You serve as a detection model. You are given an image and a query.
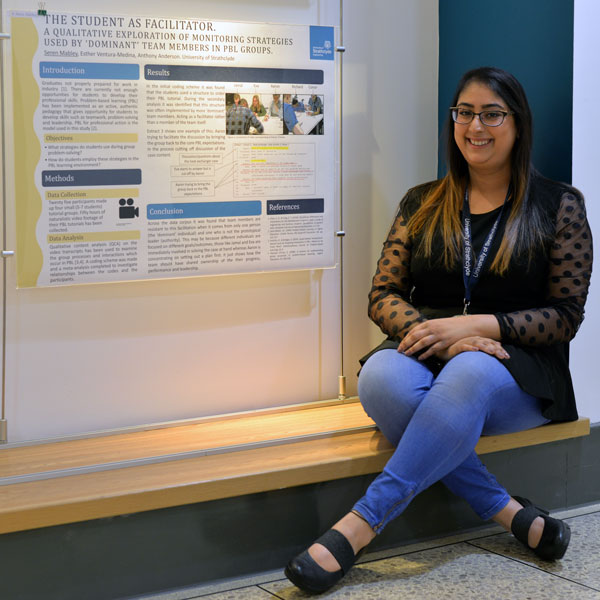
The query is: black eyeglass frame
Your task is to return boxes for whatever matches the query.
[449,107,515,127]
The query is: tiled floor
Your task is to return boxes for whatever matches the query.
[139,504,600,599]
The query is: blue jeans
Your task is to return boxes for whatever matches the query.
[353,349,549,533]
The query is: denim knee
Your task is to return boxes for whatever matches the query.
[437,351,507,391]
[358,350,433,445]
[435,351,547,434]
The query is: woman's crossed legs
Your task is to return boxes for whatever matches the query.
[306,349,549,573]
[353,349,548,530]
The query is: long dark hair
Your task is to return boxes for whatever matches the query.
[407,66,551,274]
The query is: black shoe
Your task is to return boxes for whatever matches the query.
[284,529,366,594]
[511,496,571,561]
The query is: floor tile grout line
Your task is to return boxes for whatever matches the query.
[190,580,286,599]
[564,508,600,520]
[347,527,504,569]
[162,576,286,599]
[553,506,600,521]
[465,540,600,593]
[359,537,492,566]
[155,591,205,600]
[257,583,286,599]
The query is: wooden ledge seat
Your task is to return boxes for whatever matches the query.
[0,399,590,535]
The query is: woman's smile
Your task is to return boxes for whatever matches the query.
[468,138,492,146]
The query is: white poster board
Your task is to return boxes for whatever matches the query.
[9,11,335,287]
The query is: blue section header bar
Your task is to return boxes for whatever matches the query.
[147,201,262,220]
[266,198,324,215]
[144,64,323,84]
[42,169,142,187]
[40,62,140,80]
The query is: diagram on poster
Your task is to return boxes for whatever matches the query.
[7,11,335,287]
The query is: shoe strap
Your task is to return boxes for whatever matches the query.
[511,506,542,543]
[538,514,561,547]
[314,529,356,575]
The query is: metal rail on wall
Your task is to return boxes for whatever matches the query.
[336,0,346,400]
[0,15,11,443]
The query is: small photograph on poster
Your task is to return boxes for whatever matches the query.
[290,94,324,135]
[225,93,280,135]
[267,93,283,118]
[281,93,324,135]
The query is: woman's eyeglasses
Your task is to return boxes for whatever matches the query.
[450,107,514,127]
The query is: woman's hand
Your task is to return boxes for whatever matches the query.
[397,315,501,360]
[436,336,510,361]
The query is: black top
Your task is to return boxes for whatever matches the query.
[361,173,593,422]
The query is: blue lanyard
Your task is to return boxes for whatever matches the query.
[462,186,510,314]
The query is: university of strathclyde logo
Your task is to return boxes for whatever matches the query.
[310,26,334,61]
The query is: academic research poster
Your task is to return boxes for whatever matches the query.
[7,11,336,287]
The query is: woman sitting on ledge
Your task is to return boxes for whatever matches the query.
[285,66,593,594]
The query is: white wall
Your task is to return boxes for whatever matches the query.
[0,1,439,442]
[342,0,439,363]
[572,0,599,423]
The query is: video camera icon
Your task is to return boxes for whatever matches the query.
[119,198,139,219]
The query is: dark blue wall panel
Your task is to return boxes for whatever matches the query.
[438,0,573,183]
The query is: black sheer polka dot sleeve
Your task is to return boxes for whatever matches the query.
[367,195,427,341]
[496,191,593,345]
